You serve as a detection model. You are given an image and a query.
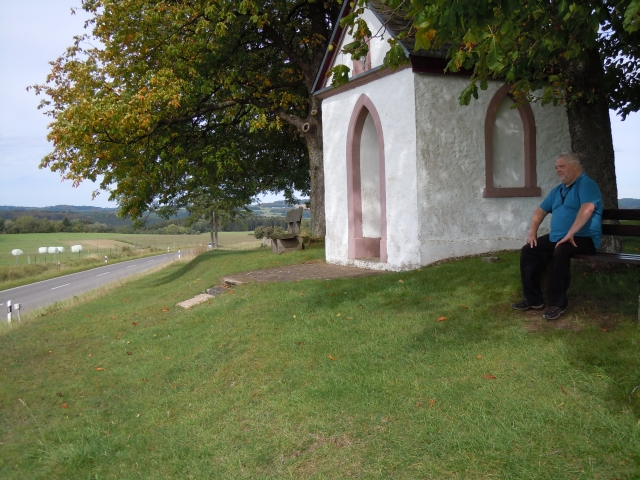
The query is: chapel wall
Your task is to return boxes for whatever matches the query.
[321,68,421,271]
[413,75,572,265]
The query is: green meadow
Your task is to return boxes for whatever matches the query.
[0,232,261,289]
[0,245,638,479]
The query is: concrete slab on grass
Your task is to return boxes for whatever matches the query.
[176,293,214,309]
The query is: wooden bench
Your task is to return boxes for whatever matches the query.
[572,209,640,321]
[572,209,640,265]
[271,207,305,254]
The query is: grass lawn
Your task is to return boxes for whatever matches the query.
[0,246,638,479]
[0,232,260,289]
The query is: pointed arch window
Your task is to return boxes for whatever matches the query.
[346,94,387,262]
[483,84,541,197]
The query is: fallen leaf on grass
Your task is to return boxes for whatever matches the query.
[429,399,435,407]
[560,385,568,395]
[415,402,422,407]
[60,403,68,408]
[476,355,482,359]
[88,353,93,357]
[398,279,404,283]
[484,374,496,379]
[437,316,447,322]
[56,392,63,397]
[336,313,341,317]
[601,328,608,332]
[127,351,132,355]
[425,297,433,301]
[132,322,138,326]
[162,308,169,313]
[228,290,235,294]
[328,355,336,361]
[94,367,105,371]
[459,304,469,309]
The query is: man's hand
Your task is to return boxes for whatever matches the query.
[526,207,548,248]
[555,202,595,249]
[555,234,577,248]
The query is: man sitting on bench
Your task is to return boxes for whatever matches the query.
[512,152,603,320]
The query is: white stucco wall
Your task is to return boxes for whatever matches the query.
[360,113,382,238]
[414,76,571,265]
[493,96,525,188]
[322,68,419,270]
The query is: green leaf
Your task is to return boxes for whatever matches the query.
[486,37,504,72]
[624,0,640,33]
[329,65,351,87]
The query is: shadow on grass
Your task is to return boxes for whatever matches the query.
[149,249,259,287]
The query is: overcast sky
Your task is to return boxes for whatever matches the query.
[0,1,638,210]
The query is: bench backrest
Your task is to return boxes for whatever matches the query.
[285,207,304,234]
[602,209,640,236]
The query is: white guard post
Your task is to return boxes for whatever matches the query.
[7,300,11,323]
[14,303,21,323]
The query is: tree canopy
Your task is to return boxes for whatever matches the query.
[33,0,342,235]
[338,0,639,116]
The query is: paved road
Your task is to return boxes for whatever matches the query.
[0,252,183,316]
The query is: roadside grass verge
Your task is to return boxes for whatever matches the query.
[0,232,260,290]
[0,247,638,479]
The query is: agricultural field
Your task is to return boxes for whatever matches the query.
[0,232,260,289]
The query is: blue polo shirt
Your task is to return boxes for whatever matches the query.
[539,172,603,248]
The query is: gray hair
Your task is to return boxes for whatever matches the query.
[556,152,582,168]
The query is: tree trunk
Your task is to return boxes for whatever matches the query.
[209,212,217,248]
[304,97,326,238]
[213,211,219,248]
[565,48,620,253]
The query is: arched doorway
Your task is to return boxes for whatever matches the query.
[346,94,387,262]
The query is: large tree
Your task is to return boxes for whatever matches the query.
[33,0,342,236]
[339,0,639,251]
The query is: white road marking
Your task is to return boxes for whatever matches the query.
[126,265,136,268]
[96,272,110,277]
[51,283,71,290]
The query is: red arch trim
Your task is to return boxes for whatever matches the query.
[484,83,541,197]
[346,94,388,262]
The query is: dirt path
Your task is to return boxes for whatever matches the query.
[221,260,387,285]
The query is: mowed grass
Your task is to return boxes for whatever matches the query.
[0,247,638,479]
[0,232,261,289]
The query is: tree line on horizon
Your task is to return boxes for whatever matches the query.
[0,214,294,236]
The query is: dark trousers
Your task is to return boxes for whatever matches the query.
[520,234,596,308]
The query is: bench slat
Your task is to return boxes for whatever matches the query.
[602,224,640,236]
[602,209,640,221]
[573,252,640,265]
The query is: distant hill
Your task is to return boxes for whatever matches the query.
[0,199,312,226]
[0,205,118,212]
[249,199,311,219]
[619,198,640,208]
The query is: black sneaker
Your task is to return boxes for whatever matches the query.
[511,299,544,311]
[542,306,565,320]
